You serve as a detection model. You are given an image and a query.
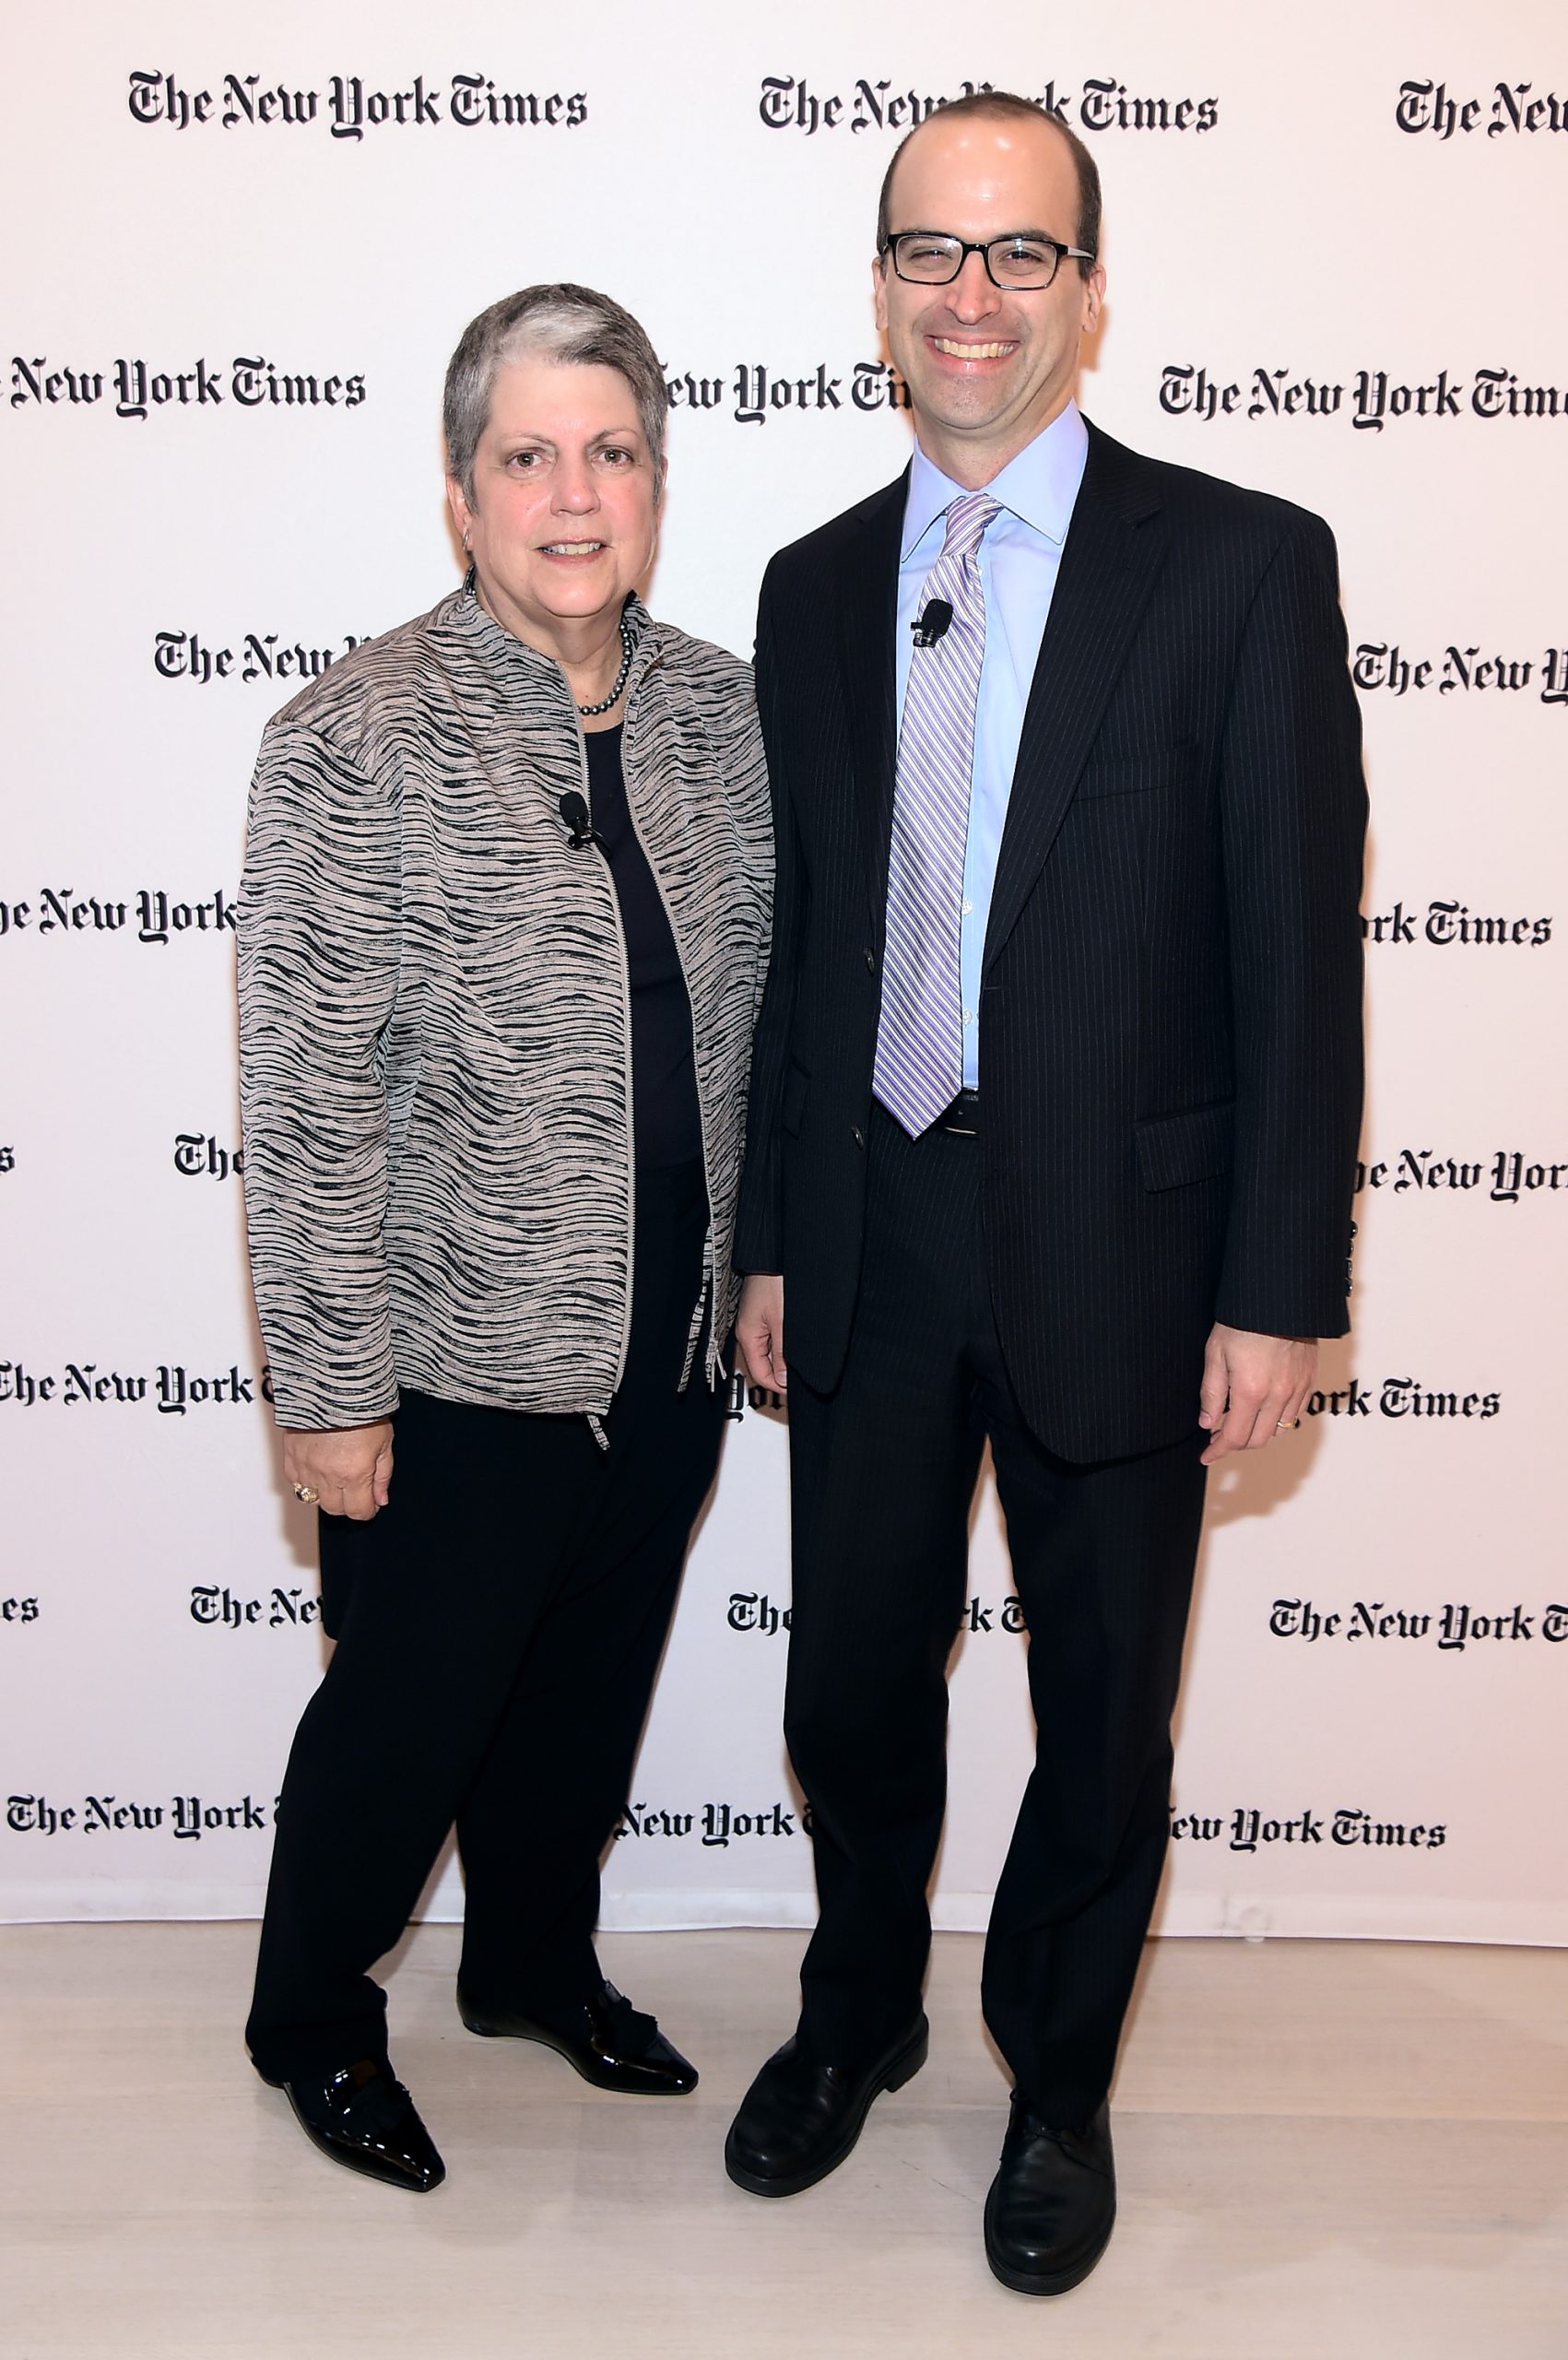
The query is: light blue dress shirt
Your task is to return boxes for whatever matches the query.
[896,400,1090,1089]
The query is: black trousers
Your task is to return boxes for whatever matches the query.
[784,1108,1206,2129]
[246,1160,724,2083]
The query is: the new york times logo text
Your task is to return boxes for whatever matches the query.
[127,70,587,138]
[758,75,1218,136]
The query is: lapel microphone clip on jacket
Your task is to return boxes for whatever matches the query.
[559,790,602,850]
[912,598,954,649]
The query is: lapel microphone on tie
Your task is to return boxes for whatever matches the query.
[876,489,996,1138]
[912,599,954,649]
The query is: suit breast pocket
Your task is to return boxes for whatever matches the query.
[1075,741,1197,800]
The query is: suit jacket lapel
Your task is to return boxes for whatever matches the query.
[835,471,906,943]
[983,425,1169,973]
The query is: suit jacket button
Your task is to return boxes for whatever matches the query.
[851,1125,866,1149]
[863,946,876,973]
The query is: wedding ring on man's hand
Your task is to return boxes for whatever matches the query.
[293,1484,320,1504]
[1275,1422,1293,1434]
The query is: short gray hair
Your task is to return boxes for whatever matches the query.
[443,284,669,501]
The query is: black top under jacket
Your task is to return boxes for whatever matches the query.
[584,724,703,1170]
[735,419,1369,1464]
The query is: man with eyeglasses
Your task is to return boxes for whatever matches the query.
[727,92,1365,2294]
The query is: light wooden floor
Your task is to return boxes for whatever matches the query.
[2,1925,1564,2358]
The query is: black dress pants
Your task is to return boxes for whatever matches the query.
[246,1160,724,2083]
[784,1108,1206,2130]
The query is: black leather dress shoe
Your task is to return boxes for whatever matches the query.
[456,1979,698,2094]
[724,2015,928,2198]
[984,2094,1115,2295]
[274,2058,445,2192]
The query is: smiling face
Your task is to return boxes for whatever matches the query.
[444,355,661,656]
[873,111,1104,486]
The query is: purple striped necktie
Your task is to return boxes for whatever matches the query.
[873,490,1001,1138]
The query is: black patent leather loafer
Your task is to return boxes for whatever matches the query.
[724,2015,928,2198]
[277,2058,445,2192]
[457,1979,699,2094]
[984,2094,1115,2295]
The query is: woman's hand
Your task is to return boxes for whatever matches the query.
[282,1422,395,1520]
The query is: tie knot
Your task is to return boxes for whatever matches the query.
[940,491,1001,561]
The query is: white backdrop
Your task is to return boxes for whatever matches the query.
[2,0,1564,1944]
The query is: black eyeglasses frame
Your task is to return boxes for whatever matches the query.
[879,230,1097,289]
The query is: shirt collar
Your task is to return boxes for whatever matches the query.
[901,399,1089,560]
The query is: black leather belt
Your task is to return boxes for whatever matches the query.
[935,1088,981,1137]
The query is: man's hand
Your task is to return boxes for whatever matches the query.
[736,1274,787,1392]
[281,1421,395,1520]
[1198,1326,1316,1464]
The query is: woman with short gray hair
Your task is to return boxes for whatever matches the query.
[237,283,772,2193]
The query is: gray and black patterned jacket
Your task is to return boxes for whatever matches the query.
[238,584,772,1431]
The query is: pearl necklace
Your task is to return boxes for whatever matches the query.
[577,617,635,716]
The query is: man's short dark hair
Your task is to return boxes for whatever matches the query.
[875,91,1102,278]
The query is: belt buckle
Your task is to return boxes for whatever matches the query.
[937,1089,980,1137]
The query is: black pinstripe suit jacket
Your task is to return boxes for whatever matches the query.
[735,419,1367,1462]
